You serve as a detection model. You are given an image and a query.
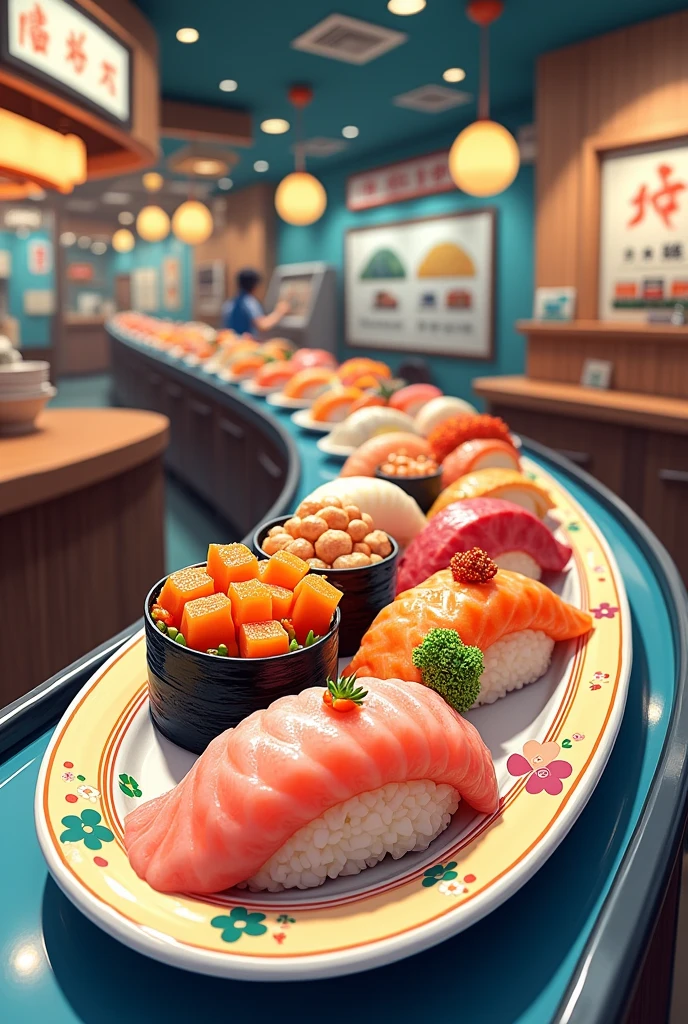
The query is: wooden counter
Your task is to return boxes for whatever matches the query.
[0,408,168,704]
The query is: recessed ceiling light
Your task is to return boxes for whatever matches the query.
[254,160,269,173]
[443,67,466,83]
[218,177,233,190]
[192,158,227,176]
[176,27,199,43]
[387,0,426,14]
[342,125,359,138]
[260,118,290,135]
[59,231,76,246]
[142,171,164,192]
[77,235,92,249]
[219,79,237,92]
[91,241,107,255]
[118,211,134,225]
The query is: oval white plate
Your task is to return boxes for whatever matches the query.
[291,409,335,434]
[35,458,630,982]
[266,392,314,410]
[316,434,355,458]
[240,379,283,397]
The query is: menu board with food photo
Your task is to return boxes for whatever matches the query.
[345,209,495,359]
[599,141,688,320]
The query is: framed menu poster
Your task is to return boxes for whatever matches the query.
[344,209,495,359]
[599,141,688,320]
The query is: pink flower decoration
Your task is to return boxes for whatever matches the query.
[507,739,573,796]
[572,732,585,742]
[593,672,609,681]
[591,603,619,620]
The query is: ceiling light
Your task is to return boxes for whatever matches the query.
[77,235,91,249]
[118,211,134,225]
[219,79,237,92]
[387,0,426,13]
[0,109,86,194]
[102,191,131,204]
[136,205,170,242]
[4,208,41,228]
[112,228,135,253]
[218,177,233,190]
[260,118,290,135]
[275,172,327,227]
[191,158,227,176]
[443,67,466,83]
[172,200,214,245]
[176,27,199,43]
[91,241,107,255]
[59,231,76,247]
[142,171,164,192]
[342,125,359,139]
[254,160,269,173]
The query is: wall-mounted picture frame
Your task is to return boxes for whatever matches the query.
[581,357,613,389]
[344,208,495,360]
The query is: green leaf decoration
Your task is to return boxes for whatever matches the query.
[567,522,581,532]
[118,773,142,798]
[561,738,572,749]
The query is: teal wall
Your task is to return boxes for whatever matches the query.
[277,108,533,404]
[112,237,194,322]
[0,228,55,348]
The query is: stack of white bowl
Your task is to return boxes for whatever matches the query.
[0,358,56,435]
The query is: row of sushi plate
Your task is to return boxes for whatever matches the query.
[36,358,631,983]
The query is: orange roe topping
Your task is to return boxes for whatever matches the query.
[450,548,498,584]
[428,414,512,463]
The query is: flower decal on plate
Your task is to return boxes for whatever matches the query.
[590,603,619,620]
[507,740,573,796]
[59,809,114,850]
[118,774,142,798]
[77,785,100,803]
[276,914,296,926]
[592,672,609,681]
[566,522,581,532]
[421,861,458,888]
[572,732,585,742]
[437,879,467,897]
[61,772,75,782]
[211,907,268,944]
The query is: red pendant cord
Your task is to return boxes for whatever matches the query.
[479,23,490,121]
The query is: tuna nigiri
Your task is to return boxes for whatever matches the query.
[254,359,297,390]
[124,678,498,894]
[341,432,431,477]
[428,468,554,520]
[283,368,337,401]
[396,497,572,592]
[390,383,443,417]
[441,439,521,489]
[290,348,338,371]
[311,386,364,422]
[350,568,592,706]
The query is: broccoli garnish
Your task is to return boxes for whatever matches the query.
[412,628,483,713]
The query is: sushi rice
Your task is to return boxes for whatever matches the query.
[475,629,554,707]
[243,780,458,892]
[494,551,542,580]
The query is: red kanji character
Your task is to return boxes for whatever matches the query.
[19,3,49,55]
[66,31,87,75]
[628,163,687,229]
[417,166,428,187]
[362,179,377,195]
[100,60,117,96]
[387,171,408,190]
[432,161,449,182]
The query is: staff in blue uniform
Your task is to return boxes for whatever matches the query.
[221,268,290,337]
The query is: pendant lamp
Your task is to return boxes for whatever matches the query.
[136,205,170,242]
[275,85,327,227]
[448,1,519,197]
[0,109,86,194]
[112,228,135,253]
[172,200,214,245]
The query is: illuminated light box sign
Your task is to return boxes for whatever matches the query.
[599,142,688,320]
[1,0,131,125]
[347,151,454,211]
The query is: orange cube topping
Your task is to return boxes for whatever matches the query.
[207,543,259,593]
[267,584,294,619]
[292,574,342,644]
[157,567,214,623]
[239,620,290,659]
[228,579,273,626]
[261,549,310,590]
[180,592,238,655]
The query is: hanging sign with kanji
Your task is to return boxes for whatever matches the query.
[1,0,130,124]
[347,151,454,211]
[599,143,688,320]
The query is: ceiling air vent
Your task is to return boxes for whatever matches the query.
[393,85,472,113]
[292,14,406,65]
[295,137,348,159]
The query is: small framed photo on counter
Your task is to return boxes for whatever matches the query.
[581,358,613,389]
[533,286,576,321]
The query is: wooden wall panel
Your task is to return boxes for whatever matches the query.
[536,10,688,314]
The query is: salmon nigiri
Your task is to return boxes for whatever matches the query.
[227,351,267,379]
[283,368,337,400]
[311,386,364,422]
[350,567,592,706]
[125,678,497,894]
[341,432,430,477]
[254,359,297,390]
[428,468,554,520]
[337,358,392,386]
[441,439,520,489]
